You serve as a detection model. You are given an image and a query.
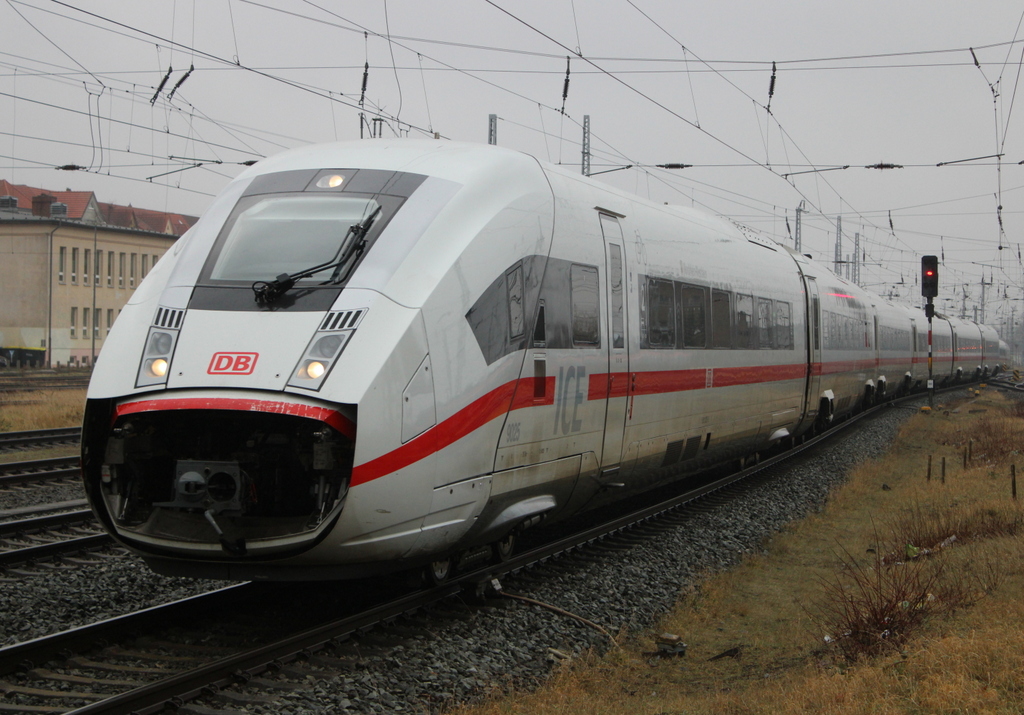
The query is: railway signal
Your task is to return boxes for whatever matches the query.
[921,255,939,298]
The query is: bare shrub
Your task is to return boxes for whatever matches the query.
[808,546,953,661]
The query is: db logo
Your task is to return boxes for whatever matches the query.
[207,352,259,375]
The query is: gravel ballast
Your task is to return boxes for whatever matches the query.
[0,398,938,712]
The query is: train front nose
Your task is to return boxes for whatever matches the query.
[88,395,355,560]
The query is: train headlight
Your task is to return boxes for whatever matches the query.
[316,174,346,189]
[311,334,343,359]
[288,326,357,392]
[304,360,326,379]
[136,321,180,388]
[148,331,173,355]
[147,358,169,378]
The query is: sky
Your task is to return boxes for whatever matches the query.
[3,0,1024,335]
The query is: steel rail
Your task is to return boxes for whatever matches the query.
[0,455,79,476]
[0,532,114,569]
[0,427,81,450]
[0,508,95,538]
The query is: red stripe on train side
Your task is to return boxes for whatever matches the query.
[114,397,357,440]
[712,363,806,387]
[587,372,629,400]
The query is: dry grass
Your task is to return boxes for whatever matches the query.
[0,389,86,432]
[452,390,1024,715]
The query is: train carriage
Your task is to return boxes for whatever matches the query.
[80,140,1000,581]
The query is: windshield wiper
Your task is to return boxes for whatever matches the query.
[252,206,382,305]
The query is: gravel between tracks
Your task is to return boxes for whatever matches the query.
[0,397,941,712]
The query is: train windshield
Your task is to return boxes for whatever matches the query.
[208,194,385,283]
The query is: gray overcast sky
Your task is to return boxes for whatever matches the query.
[4,0,1024,328]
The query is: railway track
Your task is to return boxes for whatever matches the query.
[0,370,91,394]
[0,456,80,488]
[0,385,993,713]
[0,428,81,453]
[0,391,907,714]
[0,508,113,573]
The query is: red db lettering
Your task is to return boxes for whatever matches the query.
[207,352,259,375]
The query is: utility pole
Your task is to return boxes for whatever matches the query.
[582,115,591,176]
[794,200,804,253]
[834,216,842,275]
[853,232,861,285]
[488,114,497,145]
[980,274,991,324]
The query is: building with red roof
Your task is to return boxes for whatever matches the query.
[0,179,198,368]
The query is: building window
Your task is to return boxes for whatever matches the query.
[71,247,79,284]
[93,309,100,338]
[153,253,159,266]
[107,251,114,287]
[130,253,137,288]
[70,307,77,338]
[94,250,101,285]
[141,254,149,279]
[119,253,125,288]
[83,308,90,340]
[83,249,91,286]
[107,309,114,335]
[58,246,66,283]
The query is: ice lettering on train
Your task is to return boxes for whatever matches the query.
[554,365,586,435]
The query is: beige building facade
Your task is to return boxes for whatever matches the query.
[0,217,178,367]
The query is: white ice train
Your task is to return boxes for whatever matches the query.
[81,141,1007,581]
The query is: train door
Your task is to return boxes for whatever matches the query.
[598,214,629,474]
[803,277,823,423]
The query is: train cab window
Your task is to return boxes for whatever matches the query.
[711,290,731,348]
[757,298,774,349]
[735,294,755,349]
[506,264,524,340]
[209,195,388,283]
[646,277,676,348]
[570,264,601,346]
[533,302,546,347]
[774,301,793,349]
[679,285,707,348]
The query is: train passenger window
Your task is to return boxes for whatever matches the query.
[757,298,774,349]
[647,277,676,348]
[735,294,755,349]
[570,264,601,346]
[506,264,524,340]
[711,290,731,348]
[679,285,707,348]
[774,301,793,349]
[609,244,624,349]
